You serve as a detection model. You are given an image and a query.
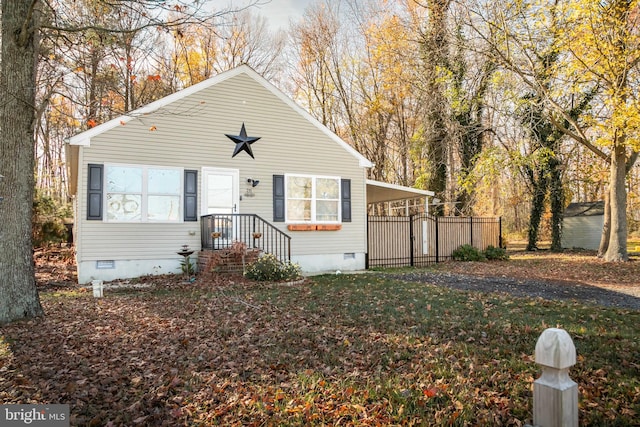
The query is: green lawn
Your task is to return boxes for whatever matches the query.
[1,274,638,425]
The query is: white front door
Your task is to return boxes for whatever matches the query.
[202,167,239,215]
[202,167,239,242]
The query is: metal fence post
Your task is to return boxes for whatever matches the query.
[435,215,439,263]
[366,215,370,269]
[409,214,414,267]
[533,328,578,427]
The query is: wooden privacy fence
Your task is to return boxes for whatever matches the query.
[367,214,502,268]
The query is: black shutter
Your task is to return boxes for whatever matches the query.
[341,179,351,222]
[273,175,285,222]
[184,169,198,221]
[87,164,103,220]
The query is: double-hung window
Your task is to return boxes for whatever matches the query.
[286,174,340,223]
[105,164,182,222]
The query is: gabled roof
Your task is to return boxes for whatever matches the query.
[67,65,373,168]
[565,201,605,217]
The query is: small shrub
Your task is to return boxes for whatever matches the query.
[179,256,196,276]
[178,245,196,276]
[484,245,509,260]
[245,253,301,282]
[451,244,486,261]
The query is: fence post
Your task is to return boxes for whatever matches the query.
[533,328,578,427]
[435,215,439,263]
[366,215,370,269]
[409,214,415,266]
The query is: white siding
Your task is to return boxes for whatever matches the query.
[75,71,369,282]
[562,216,604,250]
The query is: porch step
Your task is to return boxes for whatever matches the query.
[198,248,261,276]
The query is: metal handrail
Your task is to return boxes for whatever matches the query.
[200,213,291,262]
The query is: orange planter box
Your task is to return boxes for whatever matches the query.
[316,224,342,231]
[288,224,317,231]
[287,224,342,231]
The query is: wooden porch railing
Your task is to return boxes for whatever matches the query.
[200,214,291,262]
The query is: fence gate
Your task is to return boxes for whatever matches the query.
[366,214,501,268]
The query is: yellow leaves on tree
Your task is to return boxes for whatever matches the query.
[555,0,640,261]
[563,0,640,150]
[172,25,217,86]
[362,13,415,114]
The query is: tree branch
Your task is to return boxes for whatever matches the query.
[18,0,40,47]
[547,113,609,162]
[626,150,639,173]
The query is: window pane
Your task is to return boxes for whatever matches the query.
[287,176,312,198]
[107,194,142,221]
[207,174,233,213]
[287,199,311,221]
[316,178,339,199]
[317,200,339,221]
[148,195,180,221]
[149,168,180,194]
[106,166,142,192]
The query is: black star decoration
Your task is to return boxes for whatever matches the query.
[225,123,261,159]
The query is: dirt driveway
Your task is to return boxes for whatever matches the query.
[385,270,640,310]
[387,249,640,310]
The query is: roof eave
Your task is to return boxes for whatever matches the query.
[67,66,249,146]
[366,179,434,204]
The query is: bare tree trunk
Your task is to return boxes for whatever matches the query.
[597,188,610,257]
[549,157,563,252]
[0,0,44,323]
[604,144,628,261]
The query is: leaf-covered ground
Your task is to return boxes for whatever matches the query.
[0,248,637,425]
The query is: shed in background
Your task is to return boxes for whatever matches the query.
[562,201,604,250]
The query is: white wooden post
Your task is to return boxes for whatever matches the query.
[533,328,578,427]
[92,280,104,298]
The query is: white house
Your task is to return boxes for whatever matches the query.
[67,65,431,283]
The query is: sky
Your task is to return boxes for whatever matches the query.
[236,0,316,30]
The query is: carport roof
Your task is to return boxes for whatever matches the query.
[366,179,434,204]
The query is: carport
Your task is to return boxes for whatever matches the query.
[366,179,435,214]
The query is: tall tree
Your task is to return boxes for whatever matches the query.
[417,0,452,215]
[448,22,495,215]
[292,1,360,148]
[0,0,45,323]
[357,8,422,185]
[465,0,639,260]
[564,0,640,261]
[214,10,286,81]
[517,18,567,252]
